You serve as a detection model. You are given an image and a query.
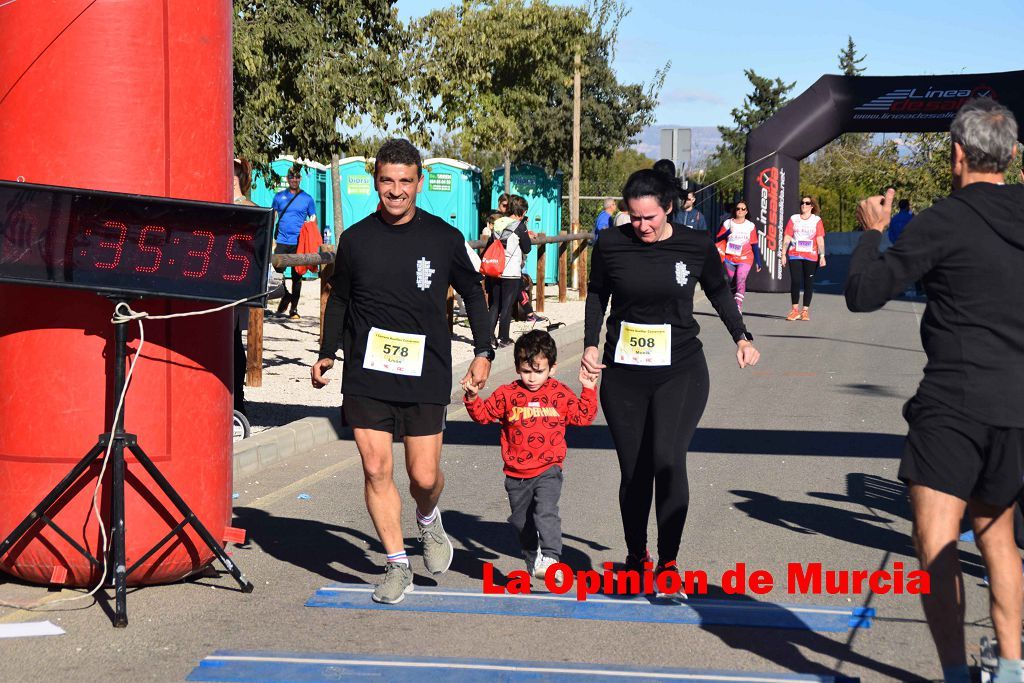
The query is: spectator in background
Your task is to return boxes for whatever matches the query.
[481,211,503,242]
[888,199,914,243]
[271,166,317,319]
[497,193,511,215]
[677,191,708,231]
[487,196,532,347]
[613,199,631,227]
[594,198,616,241]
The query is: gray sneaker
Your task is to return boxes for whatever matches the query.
[372,562,414,604]
[417,510,454,575]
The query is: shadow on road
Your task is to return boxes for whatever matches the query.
[728,474,985,580]
[693,585,927,681]
[232,507,608,587]
[444,421,906,459]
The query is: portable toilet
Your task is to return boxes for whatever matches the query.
[491,164,564,284]
[337,156,379,231]
[421,158,482,242]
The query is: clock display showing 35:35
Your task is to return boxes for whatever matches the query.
[0,180,274,304]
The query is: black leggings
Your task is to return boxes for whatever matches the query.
[488,277,519,340]
[599,355,710,562]
[789,259,818,307]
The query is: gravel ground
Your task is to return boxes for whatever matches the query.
[242,282,587,433]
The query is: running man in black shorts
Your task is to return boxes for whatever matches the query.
[312,139,494,604]
[847,98,1024,683]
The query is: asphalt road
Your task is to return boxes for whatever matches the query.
[0,257,993,682]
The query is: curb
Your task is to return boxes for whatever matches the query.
[232,318,587,479]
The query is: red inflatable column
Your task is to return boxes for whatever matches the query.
[0,1,235,585]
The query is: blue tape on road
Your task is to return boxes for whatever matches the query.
[187,650,861,682]
[305,584,871,632]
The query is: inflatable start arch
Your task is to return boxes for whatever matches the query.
[743,70,1024,292]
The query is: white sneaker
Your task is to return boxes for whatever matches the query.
[533,555,564,584]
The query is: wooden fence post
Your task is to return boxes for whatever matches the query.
[245,308,263,387]
[558,230,568,303]
[535,240,546,313]
[318,245,336,348]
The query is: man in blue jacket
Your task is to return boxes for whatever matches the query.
[271,167,317,319]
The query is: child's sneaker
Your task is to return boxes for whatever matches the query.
[524,548,538,575]
[534,555,564,584]
[800,309,810,321]
[785,308,801,321]
[654,560,688,599]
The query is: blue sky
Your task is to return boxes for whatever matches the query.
[399,0,1024,128]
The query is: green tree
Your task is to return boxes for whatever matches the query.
[716,69,796,159]
[410,0,665,183]
[232,0,414,179]
[700,71,794,204]
[574,148,653,231]
[838,36,867,76]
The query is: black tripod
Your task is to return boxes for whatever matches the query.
[0,297,253,627]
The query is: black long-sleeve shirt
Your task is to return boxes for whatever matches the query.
[584,222,749,370]
[845,182,1024,428]
[318,209,491,404]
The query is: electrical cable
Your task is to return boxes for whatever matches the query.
[0,288,271,611]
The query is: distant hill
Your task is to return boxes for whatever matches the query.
[633,125,722,170]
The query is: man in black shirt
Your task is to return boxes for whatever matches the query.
[311,139,494,604]
[847,98,1024,683]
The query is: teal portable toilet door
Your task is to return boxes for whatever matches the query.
[422,158,481,241]
[491,164,563,285]
[338,156,378,231]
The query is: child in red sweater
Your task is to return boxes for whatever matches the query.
[462,330,598,580]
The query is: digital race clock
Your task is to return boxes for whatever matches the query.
[0,180,273,304]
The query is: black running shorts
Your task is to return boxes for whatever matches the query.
[342,395,447,439]
[899,395,1024,507]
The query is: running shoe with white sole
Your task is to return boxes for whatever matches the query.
[417,509,454,575]
[372,562,414,604]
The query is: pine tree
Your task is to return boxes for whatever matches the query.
[716,69,796,158]
[838,36,867,76]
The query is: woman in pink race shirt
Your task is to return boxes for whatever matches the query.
[715,201,764,314]
[781,195,826,321]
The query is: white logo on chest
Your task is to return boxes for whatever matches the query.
[416,257,435,291]
[675,261,690,287]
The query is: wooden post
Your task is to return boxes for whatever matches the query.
[558,231,568,303]
[535,240,546,313]
[245,308,263,387]
[503,151,511,198]
[331,153,343,238]
[318,244,336,348]
[577,238,588,300]
[570,53,581,252]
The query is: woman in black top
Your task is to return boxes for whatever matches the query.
[582,169,760,591]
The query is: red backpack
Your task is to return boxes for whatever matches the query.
[479,239,506,278]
